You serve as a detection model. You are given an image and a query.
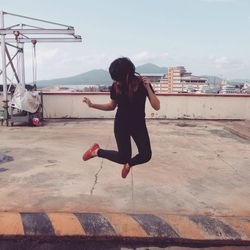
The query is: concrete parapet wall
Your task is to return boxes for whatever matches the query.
[1,92,250,119]
[41,93,250,120]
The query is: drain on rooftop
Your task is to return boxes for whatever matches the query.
[176,123,197,127]
[0,153,14,164]
[209,129,234,139]
[0,168,8,172]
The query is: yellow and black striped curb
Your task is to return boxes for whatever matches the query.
[0,212,249,244]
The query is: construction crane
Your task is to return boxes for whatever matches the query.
[0,11,82,126]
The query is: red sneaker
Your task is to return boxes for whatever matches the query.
[122,164,130,178]
[82,143,100,161]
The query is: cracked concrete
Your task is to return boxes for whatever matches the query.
[0,119,249,216]
[89,136,111,196]
[90,158,104,196]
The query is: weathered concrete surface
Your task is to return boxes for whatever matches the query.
[224,120,250,141]
[0,119,249,216]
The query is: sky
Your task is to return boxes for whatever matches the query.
[1,0,250,82]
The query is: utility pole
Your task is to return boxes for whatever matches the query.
[19,23,25,87]
[0,11,8,124]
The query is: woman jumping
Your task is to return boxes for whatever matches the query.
[82,57,160,178]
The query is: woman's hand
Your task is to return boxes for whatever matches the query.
[82,97,93,108]
[141,76,151,89]
[141,76,160,111]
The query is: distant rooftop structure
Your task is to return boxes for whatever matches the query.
[140,73,167,93]
[220,84,241,94]
[242,82,250,94]
[141,67,208,94]
[167,66,207,93]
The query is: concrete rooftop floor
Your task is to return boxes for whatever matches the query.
[0,119,249,216]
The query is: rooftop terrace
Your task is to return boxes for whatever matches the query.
[2,92,250,246]
[0,119,249,215]
[0,119,250,249]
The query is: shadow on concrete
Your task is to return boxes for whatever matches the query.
[0,238,250,250]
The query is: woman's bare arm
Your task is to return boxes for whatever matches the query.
[142,76,160,111]
[83,97,117,111]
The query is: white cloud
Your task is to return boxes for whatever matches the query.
[25,47,59,66]
[35,52,113,81]
[209,55,244,70]
[22,47,59,81]
[132,51,169,63]
[209,56,230,68]
[37,48,59,65]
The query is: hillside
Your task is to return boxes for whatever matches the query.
[37,69,112,87]
[200,75,223,85]
[35,63,248,88]
[36,63,168,87]
[136,63,167,74]
[201,76,249,85]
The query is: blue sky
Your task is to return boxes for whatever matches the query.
[1,0,250,81]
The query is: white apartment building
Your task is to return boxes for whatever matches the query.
[167,66,207,93]
[141,67,207,94]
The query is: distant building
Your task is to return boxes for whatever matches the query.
[242,82,250,94]
[219,83,241,94]
[167,66,207,93]
[196,84,220,94]
[140,73,168,93]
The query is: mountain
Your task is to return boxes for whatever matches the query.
[37,69,112,87]
[36,63,168,87]
[136,63,167,74]
[200,75,223,84]
[35,63,248,88]
[200,76,249,85]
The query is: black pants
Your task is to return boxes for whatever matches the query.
[98,119,152,167]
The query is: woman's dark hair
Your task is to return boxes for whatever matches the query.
[109,57,140,97]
